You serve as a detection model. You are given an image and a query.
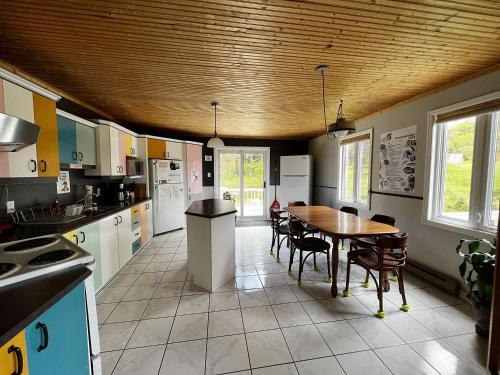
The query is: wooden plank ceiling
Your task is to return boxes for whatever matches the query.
[0,0,499,139]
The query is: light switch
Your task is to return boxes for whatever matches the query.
[207,172,212,178]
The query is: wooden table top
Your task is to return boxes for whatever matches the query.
[284,206,399,237]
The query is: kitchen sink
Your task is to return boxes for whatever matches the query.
[18,215,87,225]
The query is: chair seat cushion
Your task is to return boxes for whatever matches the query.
[349,248,399,269]
[351,237,376,248]
[277,225,289,235]
[291,237,330,251]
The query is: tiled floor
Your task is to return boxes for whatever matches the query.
[97,226,489,375]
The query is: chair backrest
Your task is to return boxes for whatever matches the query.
[376,233,408,265]
[340,206,358,216]
[371,214,396,226]
[288,218,306,237]
[270,209,281,220]
[288,201,306,207]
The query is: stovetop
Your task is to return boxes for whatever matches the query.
[0,234,94,287]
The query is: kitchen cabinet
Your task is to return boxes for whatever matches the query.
[117,209,132,267]
[167,141,183,160]
[33,93,59,177]
[147,138,166,159]
[25,283,90,375]
[99,215,120,285]
[64,222,102,290]
[110,127,126,176]
[125,133,138,157]
[86,124,126,176]
[0,330,29,375]
[186,143,203,203]
[140,200,153,246]
[1,79,38,178]
[57,115,96,167]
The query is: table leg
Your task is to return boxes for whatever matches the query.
[330,235,339,297]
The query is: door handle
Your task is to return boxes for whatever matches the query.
[30,159,37,173]
[118,215,123,224]
[113,217,118,226]
[78,152,83,161]
[36,322,49,352]
[72,151,78,160]
[40,160,47,172]
[116,165,120,173]
[72,234,79,245]
[80,231,86,243]
[8,345,23,375]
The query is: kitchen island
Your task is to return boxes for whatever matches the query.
[185,199,237,291]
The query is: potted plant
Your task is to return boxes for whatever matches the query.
[456,238,496,338]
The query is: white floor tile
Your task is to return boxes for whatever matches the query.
[443,333,488,370]
[122,284,157,301]
[153,282,185,298]
[99,321,138,351]
[144,261,171,273]
[266,286,299,304]
[337,350,391,375]
[177,294,210,315]
[301,300,343,323]
[208,309,244,337]
[161,270,188,282]
[127,317,174,348]
[106,300,149,323]
[272,302,312,327]
[348,317,405,349]
[246,329,293,368]
[382,313,437,343]
[97,286,130,304]
[241,305,279,332]
[169,313,209,343]
[206,334,250,375]
[252,363,298,375]
[409,309,470,338]
[97,303,116,324]
[134,272,165,285]
[238,289,270,308]
[113,345,165,375]
[142,297,180,319]
[316,320,369,355]
[159,339,206,375]
[295,356,345,375]
[282,325,332,361]
[100,350,122,375]
[375,344,439,375]
[209,291,240,311]
[236,275,263,289]
[329,296,372,319]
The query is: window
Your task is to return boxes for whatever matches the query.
[427,96,500,234]
[338,130,372,206]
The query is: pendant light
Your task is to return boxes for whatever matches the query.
[315,65,355,139]
[207,101,224,148]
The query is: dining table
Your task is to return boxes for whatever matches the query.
[284,205,399,297]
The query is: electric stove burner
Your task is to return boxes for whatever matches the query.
[28,250,75,266]
[4,237,58,252]
[0,262,16,276]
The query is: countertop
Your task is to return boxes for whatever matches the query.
[185,199,237,218]
[0,265,91,347]
[0,197,151,244]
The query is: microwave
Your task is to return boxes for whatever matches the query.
[126,159,144,176]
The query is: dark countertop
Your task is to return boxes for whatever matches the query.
[0,197,151,244]
[0,265,91,347]
[185,199,237,219]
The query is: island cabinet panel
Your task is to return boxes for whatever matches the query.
[148,138,166,159]
[99,215,121,285]
[57,115,78,164]
[33,93,59,177]
[0,330,30,375]
[25,283,90,375]
[3,79,38,178]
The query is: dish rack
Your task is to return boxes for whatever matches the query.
[10,205,57,224]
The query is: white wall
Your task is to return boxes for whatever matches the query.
[309,69,500,281]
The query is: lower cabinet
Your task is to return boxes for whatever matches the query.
[99,215,120,286]
[64,222,102,291]
[0,331,29,375]
[24,283,90,375]
[140,200,154,246]
[117,210,132,268]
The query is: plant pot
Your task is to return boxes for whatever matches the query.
[472,297,491,338]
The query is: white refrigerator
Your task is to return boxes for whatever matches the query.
[280,155,313,206]
[149,159,185,234]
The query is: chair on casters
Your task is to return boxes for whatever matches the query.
[339,206,358,249]
[344,233,409,318]
[270,209,288,262]
[350,214,396,289]
[288,219,331,285]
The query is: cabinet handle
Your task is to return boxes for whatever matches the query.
[118,215,123,224]
[113,217,118,226]
[78,152,83,161]
[80,231,86,243]
[116,165,120,173]
[8,345,23,375]
[72,234,79,245]
[36,322,49,352]
[72,151,78,160]
[30,159,37,173]
[40,160,47,172]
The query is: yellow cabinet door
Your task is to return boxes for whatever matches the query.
[0,331,29,375]
[147,138,166,159]
[63,230,79,244]
[125,133,133,157]
[33,93,60,177]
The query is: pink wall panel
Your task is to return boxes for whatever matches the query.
[186,144,203,195]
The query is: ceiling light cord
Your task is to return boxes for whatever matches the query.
[214,104,217,137]
[321,70,335,141]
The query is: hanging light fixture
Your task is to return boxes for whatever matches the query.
[315,65,355,139]
[207,101,224,148]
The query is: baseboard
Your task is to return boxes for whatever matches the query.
[406,260,462,297]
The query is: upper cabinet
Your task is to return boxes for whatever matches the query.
[125,133,138,157]
[167,141,183,160]
[56,111,96,168]
[147,138,166,159]
[34,94,60,177]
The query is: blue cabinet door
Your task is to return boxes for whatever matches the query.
[25,283,90,375]
[57,115,77,164]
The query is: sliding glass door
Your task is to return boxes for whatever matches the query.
[216,148,269,219]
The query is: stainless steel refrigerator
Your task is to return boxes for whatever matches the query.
[149,159,185,234]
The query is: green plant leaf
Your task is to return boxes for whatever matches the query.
[456,239,465,253]
[468,241,481,254]
[458,259,467,278]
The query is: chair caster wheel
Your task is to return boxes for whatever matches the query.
[326,277,332,283]
[288,270,292,276]
[313,266,319,271]
[270,250,274,255]
[297,281,302,287]
[342,290,352,297]
[375,310,385,318]
[390,276,398,282]
[361,281,370,288]
[276,257,280,263]
[400,304,410,312]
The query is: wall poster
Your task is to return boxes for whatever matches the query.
[57,170,71,194]
[378,126,416,193]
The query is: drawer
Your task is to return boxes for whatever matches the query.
[131,215,141,231]
[131,227,141,242]
[131,205,140,217]
[132,237,142,254]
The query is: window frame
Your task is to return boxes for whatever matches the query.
[337,129,373,208]
[424,91,500,238]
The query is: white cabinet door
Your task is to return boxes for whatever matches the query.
[117,208,132,267]
[109,126,122,176]
[76,123,96,166]
[167,141,183,160]
[3,80,38,177]
[99,215,120,285]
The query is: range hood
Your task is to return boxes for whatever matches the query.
[0,113,40,152]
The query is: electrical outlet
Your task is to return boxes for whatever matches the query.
[6,201,15,213]
[207,172,212,178]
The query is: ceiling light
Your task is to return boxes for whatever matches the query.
[207,101,224,148]
[315,65,355,139]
